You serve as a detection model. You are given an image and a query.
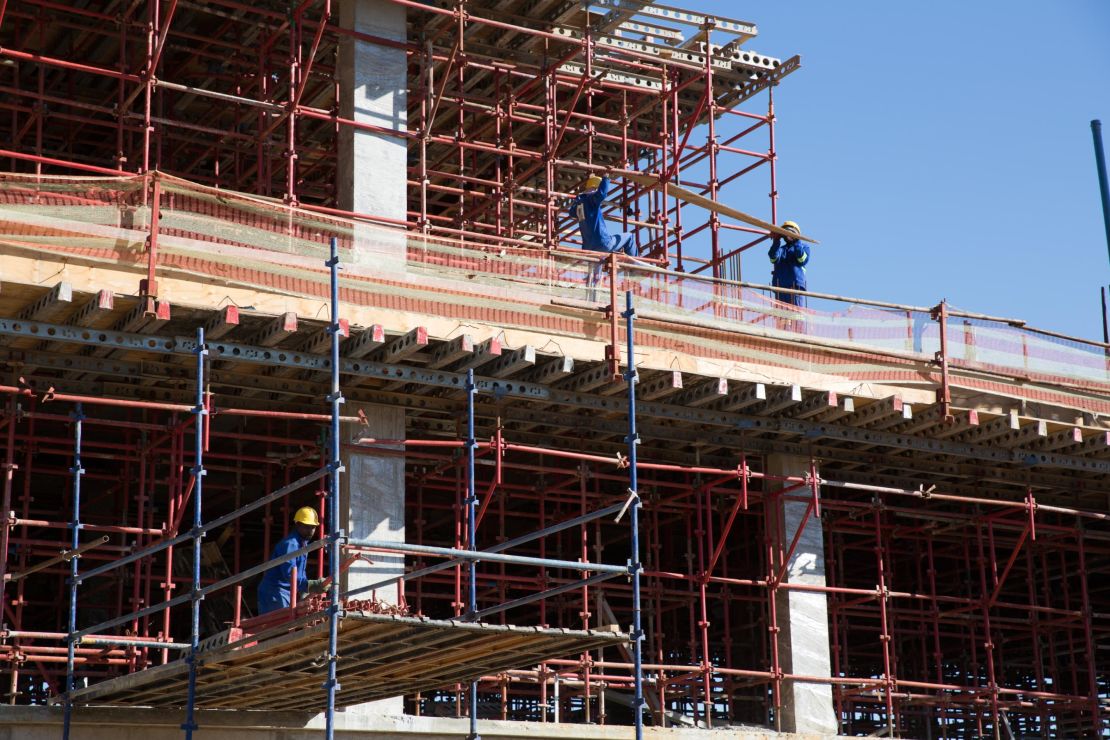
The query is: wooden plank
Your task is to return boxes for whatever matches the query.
[621,170,819,244]
[64,613,627,711]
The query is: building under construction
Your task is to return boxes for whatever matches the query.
[0,1,1107,738]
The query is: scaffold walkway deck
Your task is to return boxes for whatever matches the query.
[63,612,627,711]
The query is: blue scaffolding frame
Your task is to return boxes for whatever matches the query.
[54,244,645,739]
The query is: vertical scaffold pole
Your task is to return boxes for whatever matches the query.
[623,291,645,740]
[324,237,345,739]
[181,327,207,739]
[61,403,85,740]
[465,367,480,740]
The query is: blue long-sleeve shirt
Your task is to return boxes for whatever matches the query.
[768,236,810,290]
[256,531,310,614]
[569,176,614,251]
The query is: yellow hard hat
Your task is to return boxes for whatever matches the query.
[781,220,801,234]
[293,506,320,527]
[584,175,602,191]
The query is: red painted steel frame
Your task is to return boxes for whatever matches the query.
[0,389,1106,736]
[0,0,779,281]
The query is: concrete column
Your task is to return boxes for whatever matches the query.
[766,454,838,735]
[340,403,405,716]
[337,0,407,267]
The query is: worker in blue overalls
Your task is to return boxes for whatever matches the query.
[570,172,637,300]
[257,506,326,615]
[569,172,637,257]
[768,220,810,307]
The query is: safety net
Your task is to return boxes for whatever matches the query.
[1,172,1107,397]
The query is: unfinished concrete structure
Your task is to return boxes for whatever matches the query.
[0,1,1107,738]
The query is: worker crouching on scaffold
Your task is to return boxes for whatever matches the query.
[569,170,639,300]
[256,506,327,615]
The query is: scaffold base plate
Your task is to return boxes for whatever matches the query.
[63,612,627,711]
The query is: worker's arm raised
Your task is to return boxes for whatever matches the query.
[768,237,783,262]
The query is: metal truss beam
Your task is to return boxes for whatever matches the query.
[1,318,1108,476]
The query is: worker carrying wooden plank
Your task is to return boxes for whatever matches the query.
[768,221,810,307]
[568,171,639,257]
[256,506,326,615]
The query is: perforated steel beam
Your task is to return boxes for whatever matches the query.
[1,318,1108,475]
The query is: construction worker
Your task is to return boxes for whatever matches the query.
[768,221,810,307]
[256,506,326,615]
[569,171,637,257]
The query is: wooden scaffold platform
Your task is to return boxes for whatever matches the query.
[61,611,627,711]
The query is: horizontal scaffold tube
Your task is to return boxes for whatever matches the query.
[346,538,628,574]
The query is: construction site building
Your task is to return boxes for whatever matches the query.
[0,1,1107,738]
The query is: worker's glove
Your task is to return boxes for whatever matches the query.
[307,578,327,595]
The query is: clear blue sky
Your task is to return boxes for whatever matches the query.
[675,1,1110,339]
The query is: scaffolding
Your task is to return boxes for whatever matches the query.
[0,0,794,280]
[0,276,1106,736]
[0,2,1108,738]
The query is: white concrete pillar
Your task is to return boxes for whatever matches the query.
[337,0,408,267]
[766,454,838,735]
[335,0,409,716]
[340,403,406,716]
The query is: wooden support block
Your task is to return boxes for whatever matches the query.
[1074,430,1110,455]
[758,384,803,415]
[559,363,614,393]
[522,356,574,384]
[790,390,838,420]
[203,305,240,340]
[638,371,682,401]
[345,324,386,359]
[247,312,298,348]
[428,334,475,369]
[851,396,911,430]
[17,281,73,322]
[995,419,1049,448]
[1027,426,1083,452]
[300,320,350,354]
[954,410,1020,445]
[452,337,502,372]
[369,327,429,365]
[711,382,766,412]
[812,395,855,423]
[485,345,536,378]
[672,377,728,408]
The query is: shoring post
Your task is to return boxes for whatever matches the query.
[181,326,207,739]
[61,403,84,740]
[1074,522,1101,736]
[622,291,645,740]
[930,300,954,423]
[324,237,346,739]
[606,252,621,380]
[142,175,162,316]
[0,398,17,624]
[465,367,480,740]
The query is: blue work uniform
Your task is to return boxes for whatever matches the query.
[768,236,810,307]
[256,531,310,615]
[569,176,636,256]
